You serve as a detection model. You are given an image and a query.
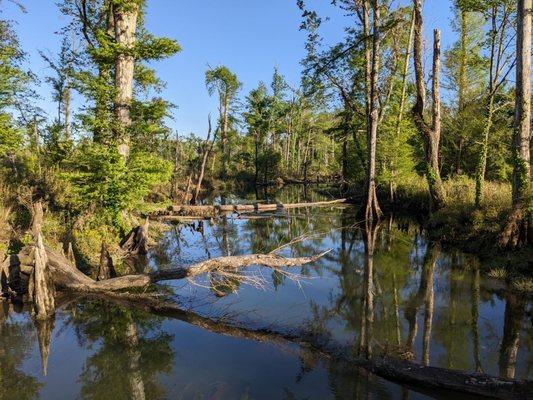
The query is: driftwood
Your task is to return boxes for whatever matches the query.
[164,198,348,218]
[63,291,533,400]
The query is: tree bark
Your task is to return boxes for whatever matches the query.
[191,118,215,205]
[120,219,150,256]
[28,203,55,319]
[113,0,139,160]
[500,0,531,247]
[97,242,116,281]
[364,0,383,221]
[412,0,446,211]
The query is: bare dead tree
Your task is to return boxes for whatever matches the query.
[499,0,532,247]
[412,0,446,210]
[191,116,216,205]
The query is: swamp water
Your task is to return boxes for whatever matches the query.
[1,187,531,399]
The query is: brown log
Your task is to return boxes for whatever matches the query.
[11,243,327,295]
[165,199,348,217]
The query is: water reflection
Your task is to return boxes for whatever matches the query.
[65,302,173,400]
[160,204,532,380]
[0,302,42,400]
[0,187,531,398]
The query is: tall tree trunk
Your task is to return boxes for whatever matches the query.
[475,96,495,206]
[500,0,531,247]
[63,86,71,139]
[94,4,115,144]
[220,94,229,178]
[171,131,181,201]
[364,0,383,221]
[192,119,214,205]
[254,131,260,184]
[412,0,446,210]
[114,0,139,160]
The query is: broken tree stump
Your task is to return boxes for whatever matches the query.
[66,242,76,269]
[121,219,150,256]
[97,242,116,281]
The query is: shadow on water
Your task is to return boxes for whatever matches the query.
[0,186,531,399]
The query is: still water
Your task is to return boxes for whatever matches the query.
[1,187,531,399]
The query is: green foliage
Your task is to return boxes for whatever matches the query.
[64,143,171,226]
[205,66,241,98]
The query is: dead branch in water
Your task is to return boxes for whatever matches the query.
[3,239,328,296]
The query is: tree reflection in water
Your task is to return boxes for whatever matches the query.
[0,302,42,400]
[65,300,173,400]
[0,192,531,398]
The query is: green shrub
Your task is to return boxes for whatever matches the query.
[64,142,172,227]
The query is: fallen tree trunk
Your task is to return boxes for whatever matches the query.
[4,243,327,296]
[163,199,348,218]
[61,291,533,400]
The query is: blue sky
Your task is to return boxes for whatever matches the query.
[4,0,454,137]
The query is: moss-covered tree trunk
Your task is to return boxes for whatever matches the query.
[412,0,446,211]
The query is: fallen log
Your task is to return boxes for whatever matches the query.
[164,198,348,218]
[3,243,327,296]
